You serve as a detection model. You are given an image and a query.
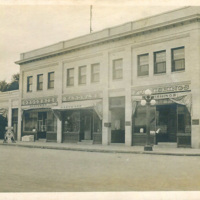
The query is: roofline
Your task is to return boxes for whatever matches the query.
[15,6,198,65]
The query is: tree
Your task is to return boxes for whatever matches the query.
[0,73,20,92]
[0,80,8,92]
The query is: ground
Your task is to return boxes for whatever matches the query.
[0,145,200,192]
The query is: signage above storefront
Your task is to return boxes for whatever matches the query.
[132,83,191,96]
[62,91,103,102]
[22,96,58,107]
[109,97,125,109]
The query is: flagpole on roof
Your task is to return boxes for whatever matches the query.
[90,5,93,33]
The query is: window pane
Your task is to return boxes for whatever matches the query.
[139,55,148,65]
[91,64,100,82]
[172,47,185,72]
[79,66,86,84]
[173,48,184,59]
[138,54,149,76]
[156,63,166,73]
[67,68,74,86]
[48,72,54,88]
[113,59,123,79]
[155,51,166,62]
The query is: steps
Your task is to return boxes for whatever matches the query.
[38,139,47,142]
[78,140,93,145]
[155,142,177,148]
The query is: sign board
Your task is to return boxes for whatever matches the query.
[192,119,199,125]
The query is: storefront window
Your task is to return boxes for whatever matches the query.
[177,105,191,133]
[63,111,80,132]
[133,106,156,133]
[47,111,57,132]
[111,108,125,131]
[24,112,37,131]
[93,112,102,132]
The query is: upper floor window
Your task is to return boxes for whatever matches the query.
[79,66,86,85]
[138,54,149,76]
[113,59,123,80]
[171,47,185,72]
[37,74,43,90]
[27,76,33,92]
[67,68,74,87]
[91,63,100,83]
[48,72,54,89]
[154,51,166,74]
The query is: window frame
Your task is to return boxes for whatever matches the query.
[37,74,43,91]
[91,63,100,83]
[27,76,33,92]
[112,58,123,80]
[154,50,166,74]
[78,66,87,85]
[171,46,185,72]
[48,72,54,89]
[67,68,74,87]
[137,54,149,76]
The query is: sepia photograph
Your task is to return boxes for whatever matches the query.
[0,0,200,199]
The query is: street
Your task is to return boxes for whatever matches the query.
[0,145,200,192]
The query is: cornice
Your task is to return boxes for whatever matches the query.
[15,14,200,65]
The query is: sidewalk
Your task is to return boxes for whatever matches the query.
[1,140,200,156]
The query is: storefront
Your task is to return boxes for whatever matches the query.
[21,96,58,141]
[22,109,57,141]
[132,83,192,147]
[52,99,103,144]
[109,97,125,143]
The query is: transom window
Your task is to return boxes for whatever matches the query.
[67,68,74,86]
[27,76,33,92]
[79,66,86,85]
[172,47,185,72]
[48,72,54,89]
[154,51,166,74]
[138,54,149,76]
[113,59,123,80]
[91,63,100,83]
[37,74,43,90]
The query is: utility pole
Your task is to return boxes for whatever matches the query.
[90,5,93,33]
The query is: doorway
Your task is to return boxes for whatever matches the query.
[80,110,93,141]
[156,104,177,143]
[37,112,47,139]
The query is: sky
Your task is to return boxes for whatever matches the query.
[0,0,194,82]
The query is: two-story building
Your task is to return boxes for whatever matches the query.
[1,6,199,148]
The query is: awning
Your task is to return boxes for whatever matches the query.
[52,100,103,120]
[0,108,8,118]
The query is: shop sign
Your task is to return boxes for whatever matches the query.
[153,93,179,99]
[125,121,131,126]
[63,91,103,102]
[104,122,111,127]
[109,97,125,109]
[133,83,190,95]
[22,96,58,106]
[192,119,199,125]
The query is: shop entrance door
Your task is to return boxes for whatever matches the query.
[84,116,92,140]
[156,104,177,143]
[37,112,47,139]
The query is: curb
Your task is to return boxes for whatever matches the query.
[1,142,200,156]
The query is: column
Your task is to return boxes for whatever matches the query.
[17,108,22,141]
[124,47,132,146]
[8,99,12,127]
[56,62,63,143]
[101,51,111,145]
[102,89,111,145]
[125,88,132,146]
[57,119,62,143]
[17,69,23,141]
[190,29,200,148]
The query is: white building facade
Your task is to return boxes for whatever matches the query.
[1,7,199,148]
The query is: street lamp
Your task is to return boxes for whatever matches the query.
[141,89,156,151]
